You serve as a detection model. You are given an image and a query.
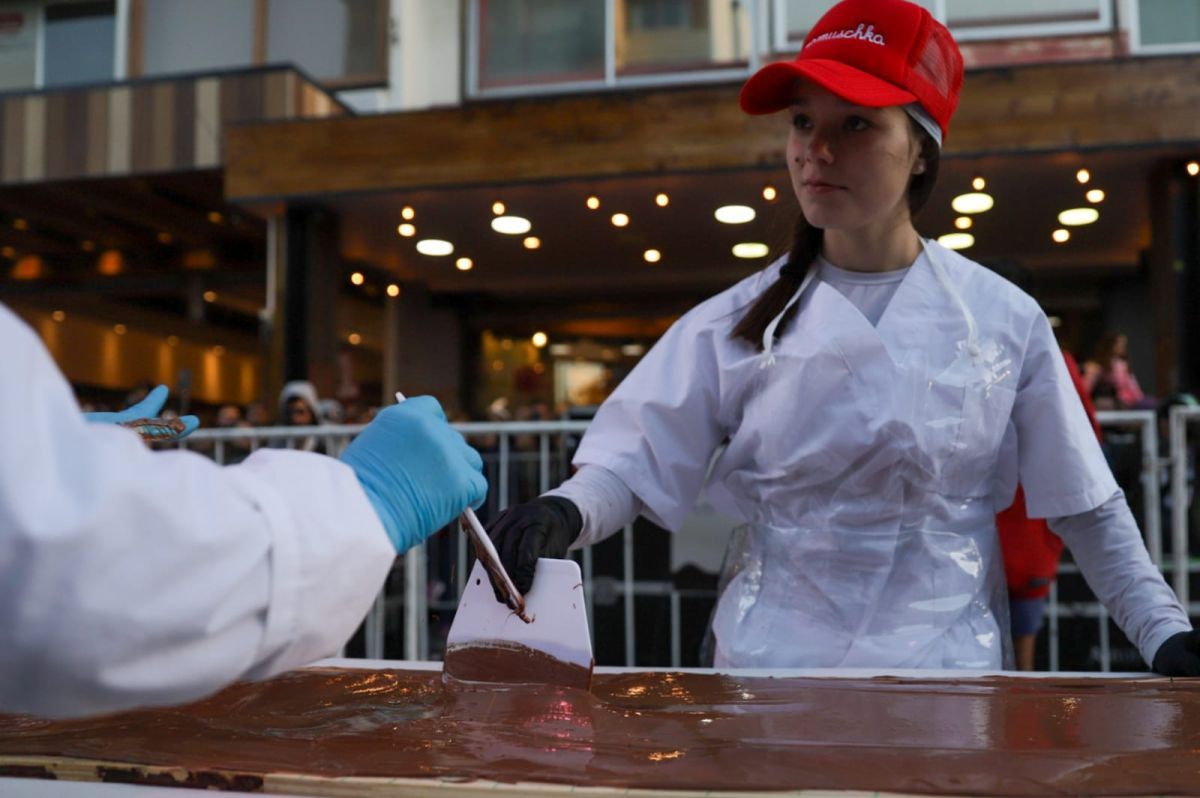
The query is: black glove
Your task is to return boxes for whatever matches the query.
[1151,630,1200,676]
[486,496,583,596]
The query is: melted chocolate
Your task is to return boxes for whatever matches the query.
[443,641,593,690]
[1,668,1198,795]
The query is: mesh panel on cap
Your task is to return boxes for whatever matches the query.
[910,20,963,133]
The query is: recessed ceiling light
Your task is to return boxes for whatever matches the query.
[386,283,400,297]
[531,332,548,348]
[586,196,600,210]
[113,324,127,335]
[643,249,661,263]
[416,239,454,256]
[350,271,364,285]
[348,332,362,345]
[523,236,541,250]
[655,193,669,207]
[1052,228,1070,243]
[1187,161,1199,177]
[207,211,223,224]
[455,257,473,271]
[954,216,973,230]
[51,310,65,322]
[397,223,416,237]
[611,213,629,227]
[732,242,769,258]
[1076,169,1090,184]
[972,176,986,191]
[1058,207,1099,226]
[762,185,777,201]
[203,290,218,302]
[937,232,975,250]
[491,215,531,235]
[401,206,415,220]
[715,205,756,224]
[492,201,506,215]
[950,193,994,214]
[1086,189,1105,203]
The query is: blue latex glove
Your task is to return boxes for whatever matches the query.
[341,396,487,553]
[84,385,200,441]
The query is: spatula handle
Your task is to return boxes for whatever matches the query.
[394,393,527,618]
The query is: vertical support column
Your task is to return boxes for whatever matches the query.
[1148,161,1200,396]
[277,205,340,397]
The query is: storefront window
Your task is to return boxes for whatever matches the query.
[44,1,115,87]
[139,0,386,86]
[266,0,385,85]
[945,0,1103,31]
[142,0,254,76]
[617,0,749,76]
[1137,0,1200,48]
[0,6,38,91]
[778,0,936,49]
[477,0,606,89]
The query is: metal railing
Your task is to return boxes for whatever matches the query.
[180,410,1196,671]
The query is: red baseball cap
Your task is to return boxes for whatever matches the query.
[739,0,964,142]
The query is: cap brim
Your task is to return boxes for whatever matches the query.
[740,59,917,115]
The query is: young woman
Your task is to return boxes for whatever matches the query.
[487,0,1198,673]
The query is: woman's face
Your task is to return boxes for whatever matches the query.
[786,82,925,234]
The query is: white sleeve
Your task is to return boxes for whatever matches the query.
[1049,490,1191,667]
[0,306,394,718]
[1014,313,1118,517]
[545,464,644,548]
[571,309,725,531]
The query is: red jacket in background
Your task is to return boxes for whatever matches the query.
[996,352,1101,600]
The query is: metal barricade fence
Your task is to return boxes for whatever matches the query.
[181,412,1195,671]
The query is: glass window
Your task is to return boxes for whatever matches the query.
[779,0,936,50]
[266,0,384,84]
[0,5,38,91]
[945,0,1102,30]
[142,0,254,76]
[1138,0,1200,47]
[617,0,749,76]
[477,0,606,90]
[43,1,115,87]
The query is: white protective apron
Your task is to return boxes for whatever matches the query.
[707,242,1019,670]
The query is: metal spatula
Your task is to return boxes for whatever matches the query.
[444,557,594,690]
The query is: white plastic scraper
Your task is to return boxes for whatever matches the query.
[444,558,594,690]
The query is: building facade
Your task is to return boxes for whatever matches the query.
[2,0,1199,418]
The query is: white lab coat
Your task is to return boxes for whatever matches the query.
[574,241,1132,668]
[0,305,394,718]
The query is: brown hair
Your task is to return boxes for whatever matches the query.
[730,120,941,349]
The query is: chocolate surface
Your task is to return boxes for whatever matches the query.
[444,641,593,690]
[1,668,1198,795]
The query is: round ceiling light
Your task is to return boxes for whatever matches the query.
[715,205,756,224]
[397,223,416,237]
[416,239,454,256]
[950,193,994,214]
[455,257,473,271]
[937,232,975,250]
[1058,207,1099,226]
[1086,189,1105,203]
[643,249,661,263]
[732,242,769,259]
[491,215,532,235]
[1052,229,1070,243]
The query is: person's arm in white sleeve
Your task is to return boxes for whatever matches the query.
[546,464,645,549]
[1048,490,1191,668]
[0,306,485,717]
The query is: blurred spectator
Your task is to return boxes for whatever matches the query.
[319,398,346,425]
[275,380,327,454]
[245,401,272,427]
[1083,333,1151,410]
